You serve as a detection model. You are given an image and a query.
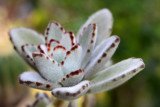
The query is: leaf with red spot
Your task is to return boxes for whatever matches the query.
[21,44,38,69]
[89,58,145,93]
[61,44,82,75]
[45,21,65,44]
[60,31,76,50]
[19,71,61,90]
[77,9,113,46]
[47,39,60,53]
[60,69,84,86]
[52,80,90,100]
[77,24,97,68]
[32,52,64,83]
[84,36,120,79]
[37,44,47,54]
[9,27,45,70]
[9,27,44,54]
[51,45,66,63]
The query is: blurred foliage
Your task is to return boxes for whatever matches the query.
[0,0,160,107]
[0,54,28,107]
[0,54,27,85]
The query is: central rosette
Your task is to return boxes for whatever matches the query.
[21,21,86,87]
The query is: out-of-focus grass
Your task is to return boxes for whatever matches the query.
[0,0,160,107]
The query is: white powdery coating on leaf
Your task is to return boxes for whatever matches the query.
[51,45,66,63]
[33,52,64,83]
[78,24,97,69]
[37,44,48,55]
[19,71,61,90]
[77,8,113,46]
[60,69,84,87]
[89,58,145,93]
[62,44,82,75]
[45,21,64,43]
[60,31,76,50]
[21,44,38,69]
[84,36,120,79]
[52,80,90,100]
[9,27,44,53]
[47,39,60,54]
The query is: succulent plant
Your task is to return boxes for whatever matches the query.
[9,8,145,101]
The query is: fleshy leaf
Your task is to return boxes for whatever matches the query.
[88,58,145,93]
[60,69,84,87]
[61,44,82,75]
[45,21,64,44]
[21,44,38,69]
[100,60,113,70]
[52,80,90,100]
[60,31,76,50]
[51,45,66,63]
[19,71,61,90]
[77,9,113,46]
[9,27,44,54]
[33,52,64,83]
[84,36,120,79]
[77,24,97,68]
[37,44,47,54]
[47,39,60,53]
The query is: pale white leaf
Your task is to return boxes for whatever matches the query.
[78,24,97,68]
[19,71,61,90]
[45,21,64,44]
[60,69,84,87]
[47,39,60,54]
[84,36,120,79]
[60,31,76,50]
[33,52,64,83]
[89,58,145,93]
[61,44,82,75]
[77,9,113,46]
[52,80,90,100]
[37,44,48,55]
[9,27,44,54]
[21,44,38,69]
[51,45,66,63]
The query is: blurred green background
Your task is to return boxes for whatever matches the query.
[0,0,160,107]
